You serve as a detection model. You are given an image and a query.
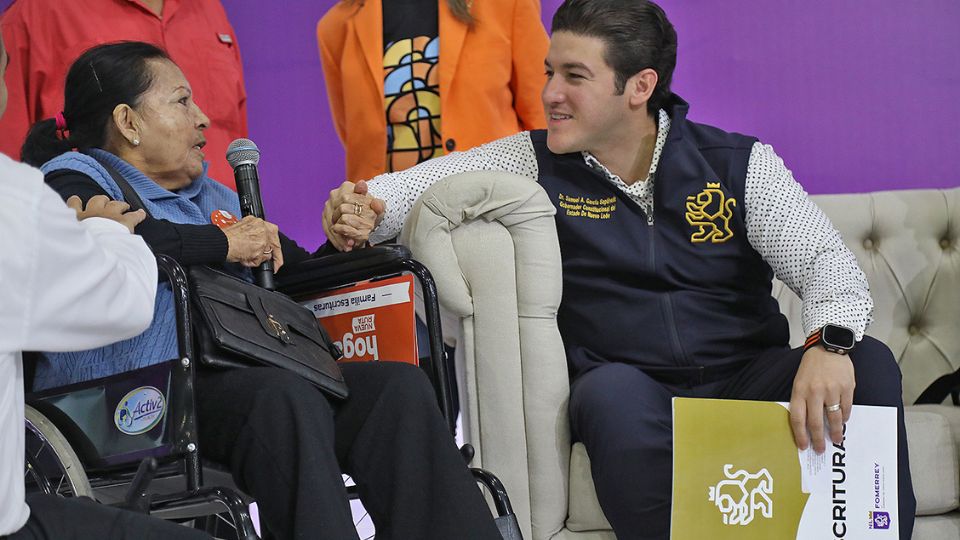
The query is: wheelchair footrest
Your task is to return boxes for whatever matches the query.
[150,486,259,540]
[122,457,158,513]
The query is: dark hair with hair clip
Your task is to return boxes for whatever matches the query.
[552,0,677,113]
[21,41,170,166]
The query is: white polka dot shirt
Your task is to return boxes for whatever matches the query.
[366,112,873,340]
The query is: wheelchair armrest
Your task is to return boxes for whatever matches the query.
[155,254,187,286]
[276,244,413,298]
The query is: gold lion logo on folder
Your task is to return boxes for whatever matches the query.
[708,465,774,526]
[685,182,737,243]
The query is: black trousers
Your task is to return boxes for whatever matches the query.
[195,361,501,540]
[6,494,209,539]
[569,336,916,540]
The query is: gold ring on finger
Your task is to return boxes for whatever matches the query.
[353,201,363,216]
[824,403,842,413]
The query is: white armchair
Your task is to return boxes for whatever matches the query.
[401,172,960,540]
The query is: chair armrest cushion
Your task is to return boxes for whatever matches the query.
[401,171,571,539]
[905,408,960,515]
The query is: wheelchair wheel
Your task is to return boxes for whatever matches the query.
[24,404,93,498]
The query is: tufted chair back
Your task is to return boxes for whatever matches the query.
[773,188,960,403]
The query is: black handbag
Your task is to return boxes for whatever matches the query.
[188,265,348,400]
[87,153,348,400]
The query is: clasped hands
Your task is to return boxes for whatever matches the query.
[322,180,386,252]
[790,346,856,454]
[222,179,386,270]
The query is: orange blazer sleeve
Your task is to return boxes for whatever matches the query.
[317,7,350,146]
[510,0,549,131]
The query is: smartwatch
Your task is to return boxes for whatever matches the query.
[804,324,856,355]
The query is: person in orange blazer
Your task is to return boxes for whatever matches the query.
[317,0,549,181]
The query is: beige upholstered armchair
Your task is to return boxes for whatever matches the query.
[401,173,960,540]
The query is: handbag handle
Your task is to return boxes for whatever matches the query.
[87,153,155,220]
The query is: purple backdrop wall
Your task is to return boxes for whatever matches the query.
[229,0,960,248]
[3,1,957,249]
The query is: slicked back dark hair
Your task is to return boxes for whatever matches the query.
[21,41,170,166]
[552,0,677,113]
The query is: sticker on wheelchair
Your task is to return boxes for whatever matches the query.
[114,386,167,435]
[301,275,418,365]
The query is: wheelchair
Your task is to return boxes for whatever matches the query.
[23,246,522,539]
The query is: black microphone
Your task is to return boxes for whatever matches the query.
[226,138,275,290]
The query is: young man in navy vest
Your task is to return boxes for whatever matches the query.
[323,1,916,537]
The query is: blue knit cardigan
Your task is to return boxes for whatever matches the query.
[34,150,243,390]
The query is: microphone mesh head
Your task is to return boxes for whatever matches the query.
[226,138,260,167]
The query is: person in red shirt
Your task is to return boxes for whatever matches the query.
[0,0,247,188]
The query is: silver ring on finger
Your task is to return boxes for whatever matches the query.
[824,403,842,413]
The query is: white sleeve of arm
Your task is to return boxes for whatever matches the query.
[367,132,539,244]
[22,184,158,352]
[743,142,873,340]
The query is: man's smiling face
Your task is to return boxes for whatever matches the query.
[541,31,633,156]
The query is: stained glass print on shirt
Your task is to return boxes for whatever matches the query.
[384,36,442,172]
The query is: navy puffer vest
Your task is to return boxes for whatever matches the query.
[532,95,789,382]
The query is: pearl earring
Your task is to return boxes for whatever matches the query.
[132,139,140,146]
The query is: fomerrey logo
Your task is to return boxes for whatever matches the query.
[114,386,166,435]
[869,511,891,530]
[708,465,774,525]
[868,461,891,530]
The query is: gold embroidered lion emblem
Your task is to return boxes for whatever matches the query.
[685,182,737,243]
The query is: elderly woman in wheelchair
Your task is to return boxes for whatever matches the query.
[20,41,505,540]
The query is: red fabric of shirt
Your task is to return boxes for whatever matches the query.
[0,0,248,189]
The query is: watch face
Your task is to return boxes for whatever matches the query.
[822,325,855,349]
